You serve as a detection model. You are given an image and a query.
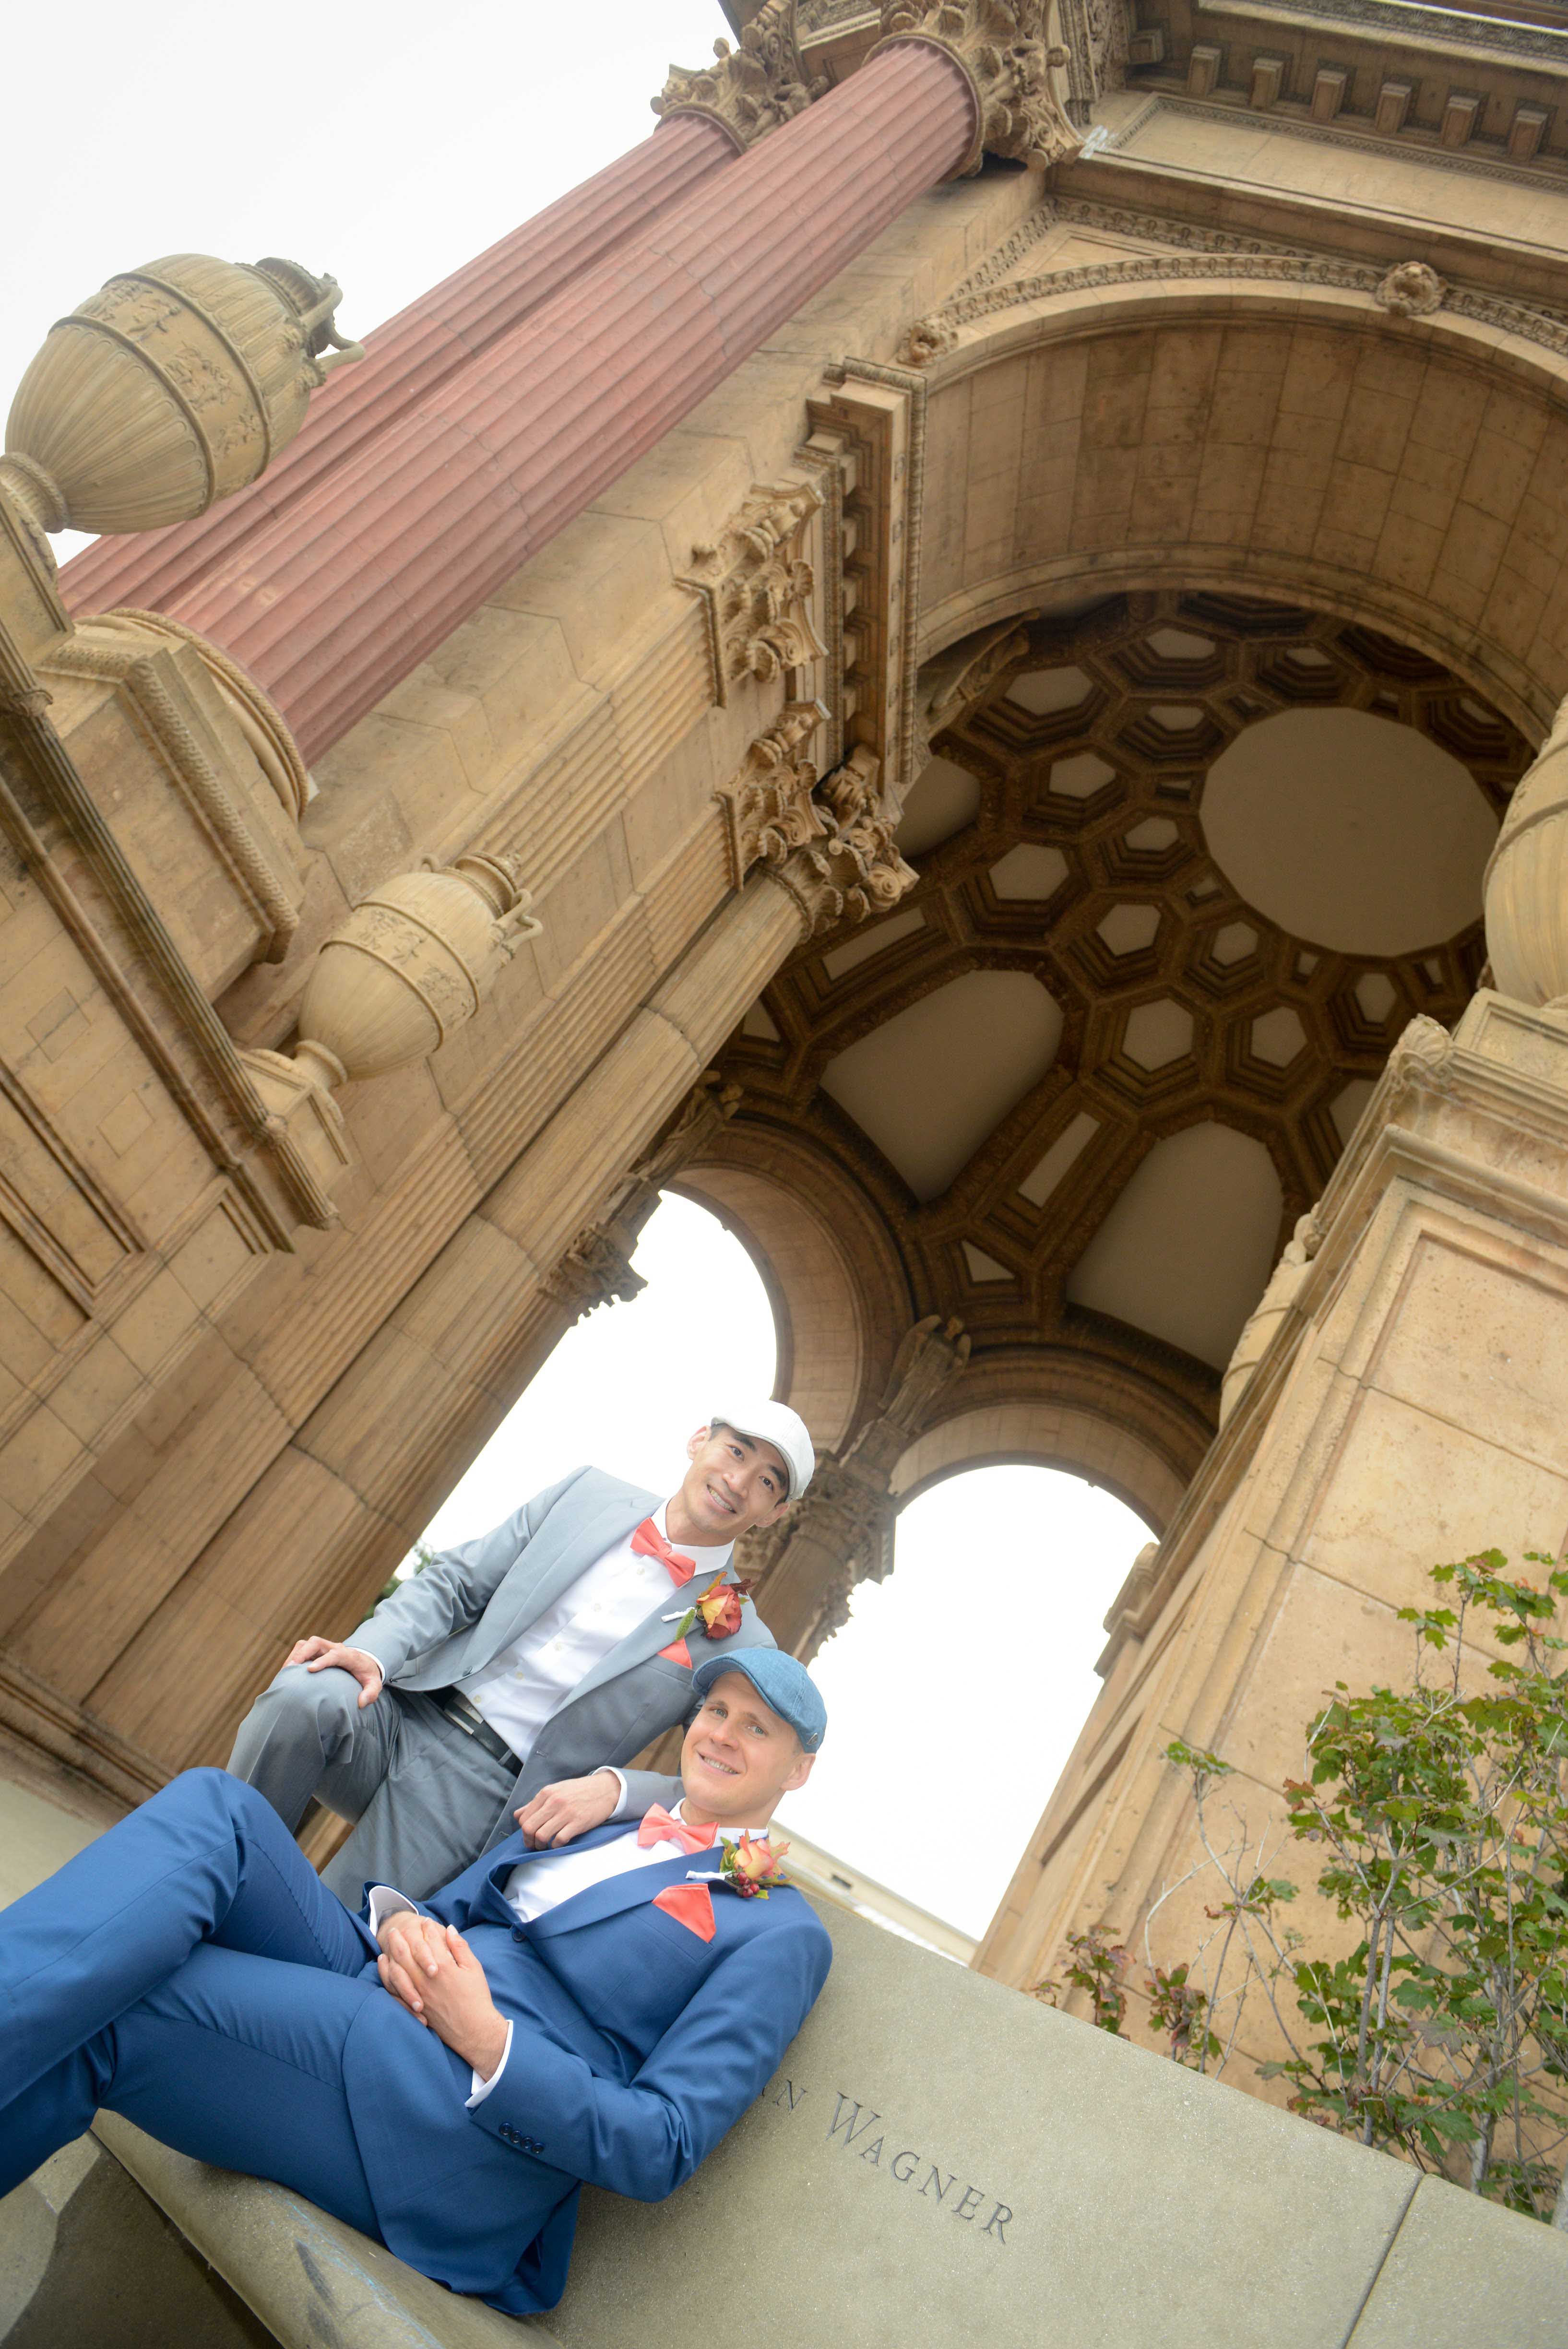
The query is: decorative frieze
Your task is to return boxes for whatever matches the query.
[652,0,826,152]
[894,193,1568,369]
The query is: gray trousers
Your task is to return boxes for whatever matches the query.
[227,1664,515,1905]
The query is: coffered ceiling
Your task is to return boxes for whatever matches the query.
[717,588,1526,1439]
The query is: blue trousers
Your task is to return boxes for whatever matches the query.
[0,1769,384,2233]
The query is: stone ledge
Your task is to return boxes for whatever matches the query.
[6,1795,1567,2349]
[94,2116,564,2349]
[83,1898,1568,2349]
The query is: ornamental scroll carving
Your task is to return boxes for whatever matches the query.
[716,700,831,888]
[877,0,1080,175]
[765,747,918,935]
[652,0,826,151]
[689,482,828,687]
[545,1070,745,1327]
[543,1227,647,1325]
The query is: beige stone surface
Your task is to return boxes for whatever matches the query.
[1346,2172,1568,2347]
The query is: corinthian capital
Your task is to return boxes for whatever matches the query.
[652,0,827,152]
[877,0,1079,174]
[764,748,918,938]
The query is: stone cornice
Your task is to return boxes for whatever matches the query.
[1200,0,1568,69]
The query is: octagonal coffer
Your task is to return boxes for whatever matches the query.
[1123,998,1194,1071]
[1006,665,1095,720]
[1249,1006,1308,1068]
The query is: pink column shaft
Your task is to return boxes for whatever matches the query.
[58,115,736,618]
[165,42,977,765]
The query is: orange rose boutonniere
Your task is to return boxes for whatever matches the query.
[720,1832,790,1899]
[667,1576,754,1647]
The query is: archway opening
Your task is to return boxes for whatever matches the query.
[406,1193,777,1563]
[776,1463,1153,1947]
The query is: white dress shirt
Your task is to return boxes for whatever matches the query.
[368,1807,762,2108]
[451,1502,732,1758]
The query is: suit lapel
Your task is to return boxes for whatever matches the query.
[527,1843,725,1941]
[473,1819,632,1924]
[476,1823,725,1939]
[474,1486,657,1663]
[564,1561,734,1710]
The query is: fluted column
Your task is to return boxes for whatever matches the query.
[157,41,981,764]
[58,116,736,619]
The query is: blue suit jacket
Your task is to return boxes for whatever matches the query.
[342,1822,832,2312]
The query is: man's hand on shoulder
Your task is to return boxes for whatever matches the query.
[515,1768,620,1848]
[285,1636,383,1708]
[378,1916,507,2077]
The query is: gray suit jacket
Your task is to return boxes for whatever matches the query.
[345,1465,776,1849]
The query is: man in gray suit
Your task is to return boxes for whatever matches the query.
[228,1401,812,1903]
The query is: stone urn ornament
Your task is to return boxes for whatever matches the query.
[292,854,543,1091]
[1484,695,1568,1007]
[0,253,362,541]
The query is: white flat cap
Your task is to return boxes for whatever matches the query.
[708,1400,814,1497]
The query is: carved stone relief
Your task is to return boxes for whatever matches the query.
[687,482,829,691]
[744,1312,971,1654]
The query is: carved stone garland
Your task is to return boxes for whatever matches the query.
[652,0,827,153]
[874,0,1081,177]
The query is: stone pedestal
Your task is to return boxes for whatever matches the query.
[978,993,1568,2066]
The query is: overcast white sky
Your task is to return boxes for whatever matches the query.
[3,0,734,557]
[4,8,1152,1942]
[415,1195,1151,1940]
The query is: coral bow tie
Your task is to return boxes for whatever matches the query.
[631,1517,697,1588]
[638,1804,716,1854]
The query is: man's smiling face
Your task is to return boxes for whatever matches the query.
[679,1669,814,1826]
[668,1424,791,1548]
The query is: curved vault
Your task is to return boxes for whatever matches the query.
[706,586,1525,1507]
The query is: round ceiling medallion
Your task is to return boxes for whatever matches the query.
[1200,707,1498,956]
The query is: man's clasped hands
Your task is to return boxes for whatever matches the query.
[376,1910,510,2080]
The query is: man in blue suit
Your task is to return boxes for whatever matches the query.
[0,1651,831,2317]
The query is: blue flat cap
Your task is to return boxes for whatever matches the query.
[691,1649,827,1752]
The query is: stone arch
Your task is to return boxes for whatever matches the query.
[888,1337,1200,1535]
[914,275,1568,739]
[674,1136,911,1453]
